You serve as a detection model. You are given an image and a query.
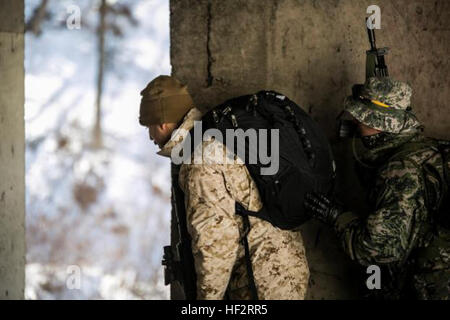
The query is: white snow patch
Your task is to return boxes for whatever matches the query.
[25,0,172,300]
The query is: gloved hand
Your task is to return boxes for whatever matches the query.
[304,192,344,226]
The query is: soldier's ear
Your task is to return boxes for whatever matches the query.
[161,123,178,132]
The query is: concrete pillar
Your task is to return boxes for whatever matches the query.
[0,0,25,300]
[170,0,450,299]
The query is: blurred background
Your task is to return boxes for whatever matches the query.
[24,0,171,299]
[1,0,445,300]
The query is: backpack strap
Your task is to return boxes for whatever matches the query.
[235,202,259,300]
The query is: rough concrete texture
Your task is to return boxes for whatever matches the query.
[0,0,25,300]
[170,0,450,299]
[0,0,24,33]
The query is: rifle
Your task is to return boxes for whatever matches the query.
[162,163,197,300]
[365,17,389,79]
[337,19,390,139]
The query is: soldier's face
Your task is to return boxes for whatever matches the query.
[357,121,382,137]
[148,123,177,148]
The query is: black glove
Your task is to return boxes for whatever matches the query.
[304,192,344,226]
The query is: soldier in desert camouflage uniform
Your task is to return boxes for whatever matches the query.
[305,77,450,299]
[140,75,309,300]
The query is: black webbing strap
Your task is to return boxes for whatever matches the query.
[241,214,259,300]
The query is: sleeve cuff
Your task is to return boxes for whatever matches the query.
[334,211,360,234]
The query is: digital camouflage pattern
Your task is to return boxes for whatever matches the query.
[159,108,310,300]
[344,77,421,134]
[335,132,450,299]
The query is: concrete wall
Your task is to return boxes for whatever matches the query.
[170,0,450,299]
[0,0,25,300]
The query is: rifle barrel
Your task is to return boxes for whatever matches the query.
[366,18,377,50]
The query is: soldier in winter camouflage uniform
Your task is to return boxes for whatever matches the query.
[140,75,309,300]
[305,77,450,299]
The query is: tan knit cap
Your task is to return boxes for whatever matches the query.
[139,75,194,125]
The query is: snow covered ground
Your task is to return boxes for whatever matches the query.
[25,0,172,299]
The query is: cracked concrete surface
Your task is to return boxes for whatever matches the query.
[170,0,450,299]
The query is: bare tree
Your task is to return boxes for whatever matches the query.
[92,0,107,148]
[26,0,138,148]
[26,0,50,36]
[92,1,138,148]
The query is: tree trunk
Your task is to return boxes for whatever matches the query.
[93,0,106,148]
[26,0,49,36]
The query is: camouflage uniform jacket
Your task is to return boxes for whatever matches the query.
[159,108,310,300]
[334,133,450,299]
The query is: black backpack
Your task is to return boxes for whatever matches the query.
[199,90,336,230]
[183,91,333,300]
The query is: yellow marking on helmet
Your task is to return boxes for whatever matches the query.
[371,99,390,108]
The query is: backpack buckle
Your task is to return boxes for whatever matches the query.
[230,114,238,128]
[250,94,258,106]
[212,110,220,123]
[222,106,232,116]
